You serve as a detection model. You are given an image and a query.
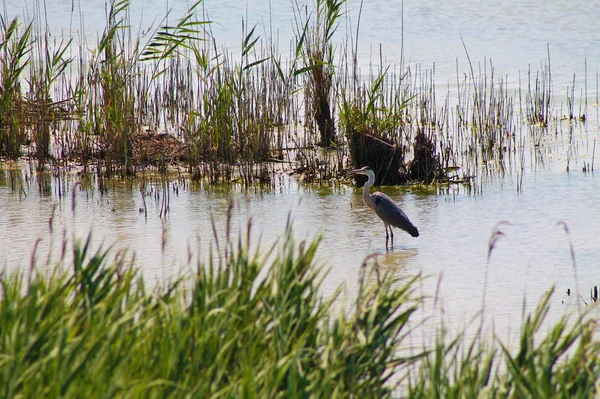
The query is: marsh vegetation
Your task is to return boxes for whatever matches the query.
[0,0,594,189]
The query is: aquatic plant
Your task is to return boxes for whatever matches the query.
[523,48,552,128]
[27,30,71,171]
[1,214,599,397]
[0,0,593,188]
[0,17,32,159]
[294,0,346,147]
[341,67,410,185]
[0,218,421,397]
[408,290,600,398]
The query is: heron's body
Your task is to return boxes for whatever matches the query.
[348,166,419,249]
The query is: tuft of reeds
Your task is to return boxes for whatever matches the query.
[341,67,412,185]
[27,20,72,171]
[408,289,600,398]
[0,217,421,397]
[524,48,552,128]
[86,1,138,176]
[294,0,345,147]
[0,17,32,159]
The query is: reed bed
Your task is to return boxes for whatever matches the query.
[0,0,595,188]
[1,217,599,397]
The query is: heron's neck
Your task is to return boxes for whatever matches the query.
[362,173,376,210]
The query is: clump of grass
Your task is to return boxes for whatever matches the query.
[408,289,600,398]
[295,0,345,147]
[158,13,289,184]
[341,68,412,185]
[85,0,138,176]
[523,49,552,127]
[405,70,444,183]
[27,20,72,171]
[406,128,440,183]
[341,63,445,185]
[0,217,421,397]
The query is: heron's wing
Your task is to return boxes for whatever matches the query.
[372,192,419,237]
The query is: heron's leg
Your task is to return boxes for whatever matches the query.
[385,225,389,250]
[390,227,394,248]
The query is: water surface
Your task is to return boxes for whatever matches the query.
[1,158,599,342]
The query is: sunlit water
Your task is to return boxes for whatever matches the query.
[2,0,600,343]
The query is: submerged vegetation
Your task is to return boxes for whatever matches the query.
[0,0,594,188]
[0,218,599,397]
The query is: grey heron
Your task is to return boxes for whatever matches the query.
[348,166,419,249]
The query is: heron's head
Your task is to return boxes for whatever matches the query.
[347,166,372,176]
[347,166,375,181]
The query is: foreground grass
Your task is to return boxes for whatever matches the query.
[0,225,599,397]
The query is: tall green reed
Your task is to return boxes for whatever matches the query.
[0,17,32,159]
[179,20,286,183]
[83,0,138,176]
[294,0,346,147]
[408,289,600,398]
[28,21,72,171]
[0,212,421,397]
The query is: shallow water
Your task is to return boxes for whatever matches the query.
[1,154,599,342]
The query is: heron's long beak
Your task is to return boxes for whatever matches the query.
[346,168,362,175]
